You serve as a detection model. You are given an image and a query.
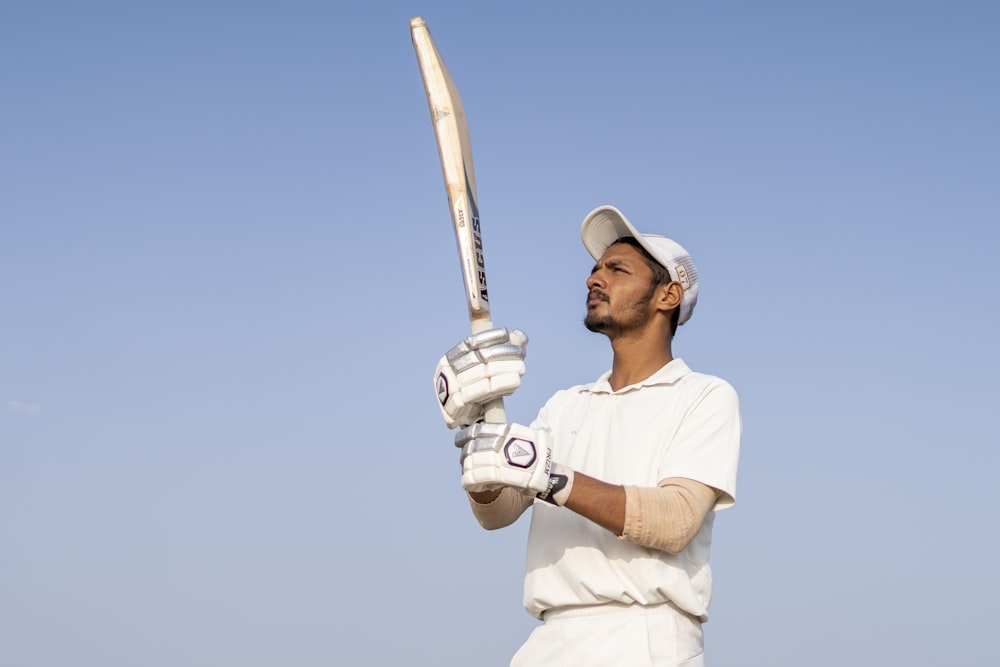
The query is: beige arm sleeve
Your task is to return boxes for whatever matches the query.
[620,477,720,554]
[467,487,533,530]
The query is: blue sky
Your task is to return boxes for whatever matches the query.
[2,1,997,665]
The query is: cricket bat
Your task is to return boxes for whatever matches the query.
[410,16,506,423]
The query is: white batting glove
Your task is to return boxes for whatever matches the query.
[434,328,528,429]
[455,423,574,506]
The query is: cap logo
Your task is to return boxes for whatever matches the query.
[674,263,690,289]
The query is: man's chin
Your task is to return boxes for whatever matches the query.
[584,315,615,335]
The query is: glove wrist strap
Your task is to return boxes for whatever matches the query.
[537,463,574,506]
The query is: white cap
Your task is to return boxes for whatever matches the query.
[580,205,699,325]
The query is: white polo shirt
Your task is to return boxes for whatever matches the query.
[522,358,741,621]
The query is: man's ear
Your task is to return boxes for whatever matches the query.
[655,281,684,314]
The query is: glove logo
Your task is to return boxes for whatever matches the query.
[436,373,450,405]
[503,438,536,468]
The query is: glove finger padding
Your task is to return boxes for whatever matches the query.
[455,423,552,495]
[434,328,528,429]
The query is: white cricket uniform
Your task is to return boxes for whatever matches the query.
[513,358,741,666]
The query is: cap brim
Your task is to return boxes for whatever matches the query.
[581,205,663,268]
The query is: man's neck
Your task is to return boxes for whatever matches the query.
[608,333,673,391]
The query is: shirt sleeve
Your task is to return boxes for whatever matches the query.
[467,487,533,529]
[620,477,719,553]
[657,380,742,509]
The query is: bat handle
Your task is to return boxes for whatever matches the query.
[470,317,508,423]
[482,397,507,423]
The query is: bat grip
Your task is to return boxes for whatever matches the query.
[482,397,507,423]
[470,317,508,423]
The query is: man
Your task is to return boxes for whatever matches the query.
[434,205,741,666]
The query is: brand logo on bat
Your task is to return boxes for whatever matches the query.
[466,171,489,303]
[472,211,489,302]
[504,438,536,468]
[453,191,489,304]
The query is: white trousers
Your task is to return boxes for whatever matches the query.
[510,602,704,667]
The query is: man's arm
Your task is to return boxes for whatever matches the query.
[564,474,720,554]
[562,472,626,534]
[468,472,717,552]
[455,423,720,553]
[467,488,532,529]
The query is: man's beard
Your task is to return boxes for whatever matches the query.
[583,283,657,337]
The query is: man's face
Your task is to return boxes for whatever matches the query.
[583,243,659,338]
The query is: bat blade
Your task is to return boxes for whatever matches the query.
[410,16,506,423]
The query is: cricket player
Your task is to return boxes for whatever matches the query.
[434,205,742,666]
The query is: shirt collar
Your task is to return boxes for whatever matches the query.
[586,358,691,395]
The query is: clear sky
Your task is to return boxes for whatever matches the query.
[2,1,997,665]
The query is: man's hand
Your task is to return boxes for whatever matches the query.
[455,423,574,506]
[434,328,528,429]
